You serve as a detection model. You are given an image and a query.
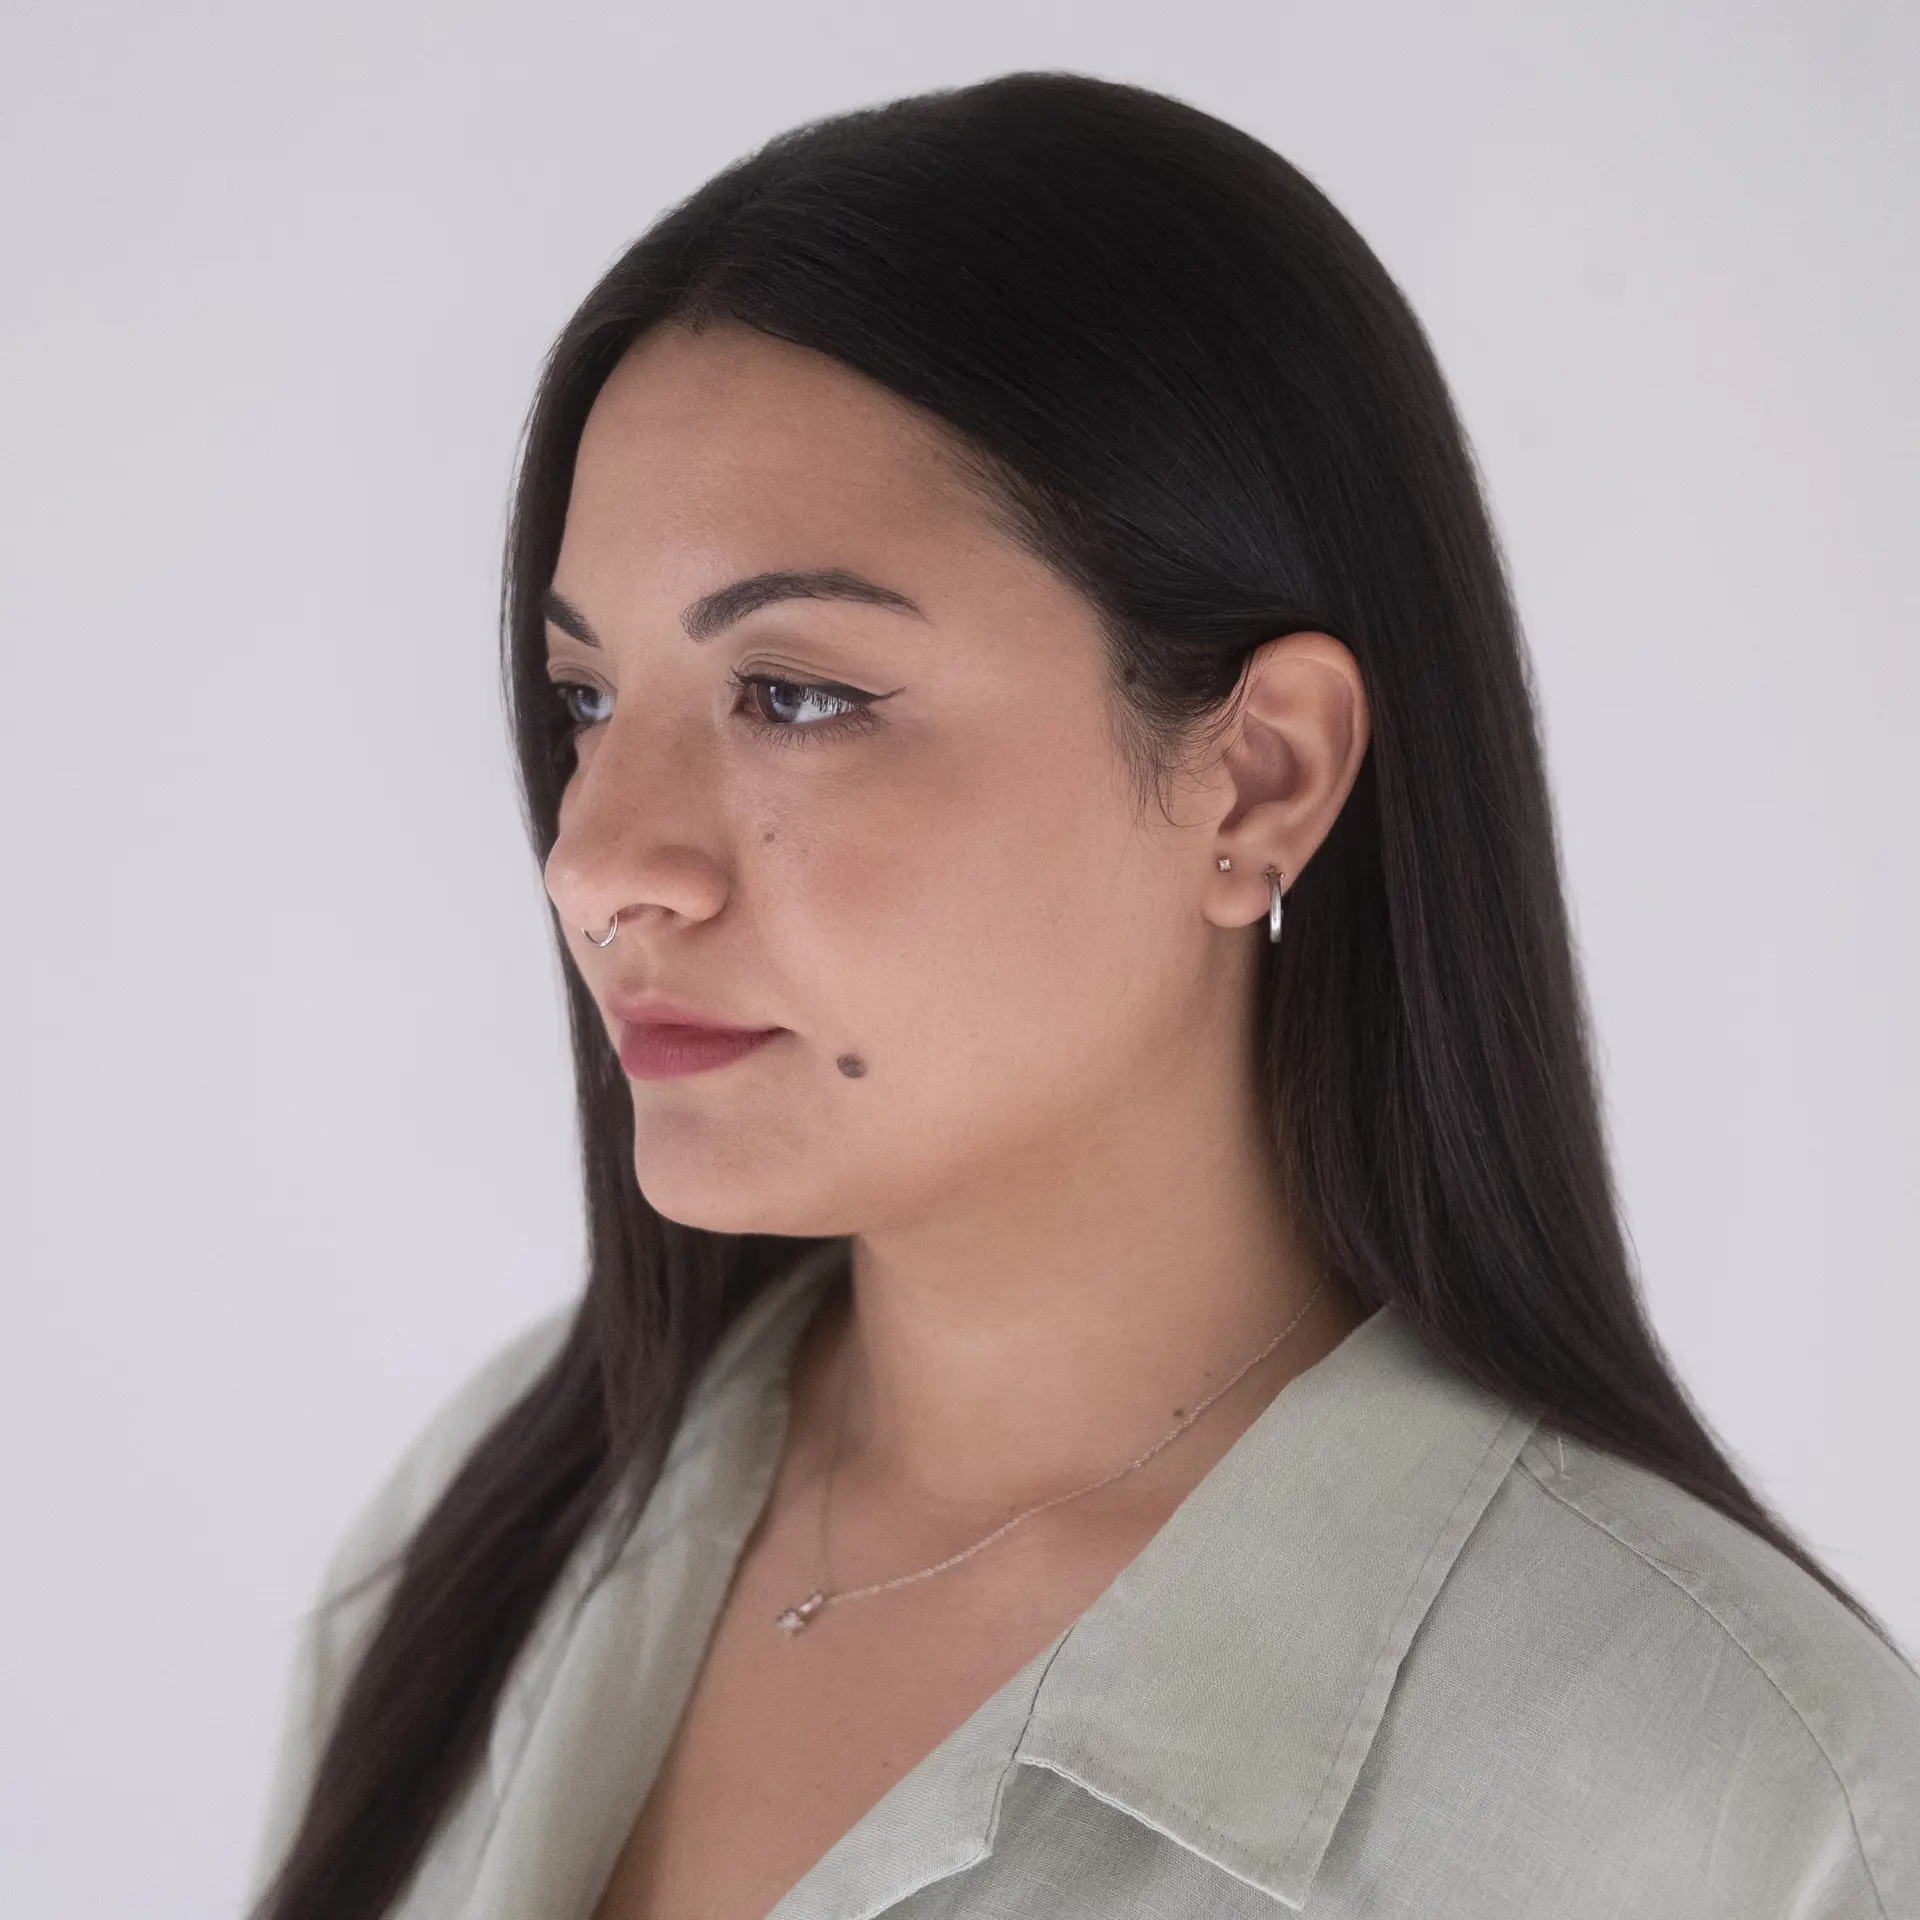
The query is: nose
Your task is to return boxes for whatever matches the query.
[542,720,731,947]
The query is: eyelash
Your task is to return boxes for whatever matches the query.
[546,669,882,748]
[729,666,883,746]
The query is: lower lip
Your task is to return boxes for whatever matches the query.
[618,1022,783,1080]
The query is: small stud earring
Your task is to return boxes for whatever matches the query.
[1217,857,1233,872]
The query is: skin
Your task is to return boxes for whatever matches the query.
[541,319,1372,1920]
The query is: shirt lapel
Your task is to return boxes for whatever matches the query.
[461,1244,848,1920]
[1013,1306,1537,1908]
[764,1630,1070,1920]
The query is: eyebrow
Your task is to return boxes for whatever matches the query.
[541,570,927,649]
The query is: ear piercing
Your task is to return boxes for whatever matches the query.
[1217,858,1287,945]
[1264,867,1286,945]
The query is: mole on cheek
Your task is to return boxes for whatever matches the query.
[836,1053,867,1079]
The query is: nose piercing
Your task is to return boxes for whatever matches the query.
[583,912,620,948]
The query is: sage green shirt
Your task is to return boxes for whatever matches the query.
[253,1241,1920,1917]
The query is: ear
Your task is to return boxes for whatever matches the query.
[1201,631,1370,934]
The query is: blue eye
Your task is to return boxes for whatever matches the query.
[730,668,882,745]
[546,668,885,747]
[551,679,612,731]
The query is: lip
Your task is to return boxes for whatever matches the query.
[618,1022,782,1080]
[605,989,773,1033]
[605,990,786,1082]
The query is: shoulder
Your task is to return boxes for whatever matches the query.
[319,1305,578,1606]
[249,1305,577,1894]
[1506,1434,1920,1812]
[1378,1427,1920,1916]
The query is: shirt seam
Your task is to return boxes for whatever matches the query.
[1287,1404,1539,1881]
[1517,1450,1890,1919]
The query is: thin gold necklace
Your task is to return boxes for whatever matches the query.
[774,1278,1326,1634]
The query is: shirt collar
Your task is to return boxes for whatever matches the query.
[486,1249,1535,1920]
[1012,1303,1538,1907]
[740,1251,1539,1915]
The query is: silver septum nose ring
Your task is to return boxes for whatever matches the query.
[584,912,620,948]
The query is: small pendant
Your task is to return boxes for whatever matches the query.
[775,1590,828,1635]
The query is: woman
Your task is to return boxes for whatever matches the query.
[248,71,1919,1920]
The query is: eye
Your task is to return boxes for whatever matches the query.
[549,678,612,732]
[729,668,882,745]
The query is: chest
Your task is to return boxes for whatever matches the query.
[590,1535,1106,1920]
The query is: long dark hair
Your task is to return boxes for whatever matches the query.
[252,70,1882,1920]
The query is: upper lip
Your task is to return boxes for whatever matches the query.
[603,987,781,1034]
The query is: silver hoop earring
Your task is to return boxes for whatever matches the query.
[1264,868,1286,946]
[584,912,620,949]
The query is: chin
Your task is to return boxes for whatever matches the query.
[631,1152,853,1241]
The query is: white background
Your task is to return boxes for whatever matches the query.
[2,3,1914,1915]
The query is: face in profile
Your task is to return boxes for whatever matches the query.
[541,320,1261,1242]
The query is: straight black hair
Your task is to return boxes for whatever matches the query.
[251,70,1885,1920]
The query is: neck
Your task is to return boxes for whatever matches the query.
[814,1075,1364,1522]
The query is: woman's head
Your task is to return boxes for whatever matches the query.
[539,316,1368,1239]
[510,69,1540,1300]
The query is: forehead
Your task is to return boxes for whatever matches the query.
[563,321,1000,572]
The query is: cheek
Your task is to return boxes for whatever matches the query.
[766,731,1161,1115]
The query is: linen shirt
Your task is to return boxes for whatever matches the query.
[253,1240,1920,1917]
